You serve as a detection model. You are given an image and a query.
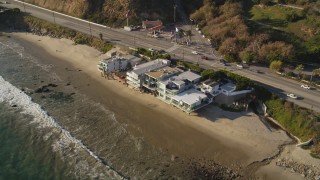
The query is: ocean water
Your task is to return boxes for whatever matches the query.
[0,37,125,179]
[0,36,197,179]
[0,102,72,180]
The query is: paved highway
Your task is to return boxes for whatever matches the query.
[3,0,320,113]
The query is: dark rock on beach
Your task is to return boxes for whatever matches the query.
[185,158,241,179]
[35,83,58,93]
[35,86,50,93]
[47,83,58,87]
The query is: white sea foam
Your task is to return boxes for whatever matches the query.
[0,41,54,73]
[0,76,126,179]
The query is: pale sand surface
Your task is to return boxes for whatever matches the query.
[256,145,320,179]
[10,33,303,171]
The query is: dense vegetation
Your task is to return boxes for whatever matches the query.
[136,48,171,60]
[190,0,320,66]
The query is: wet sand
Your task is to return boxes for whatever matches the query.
[9,32,295,172]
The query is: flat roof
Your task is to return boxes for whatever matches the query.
[176,71,201,82]
[124,55,141,63]
[145,66,182,80]
[100,56,127,63]
[220,82,236,92]
[159,70,200,86]
[132,59,170,75]
[172,88,207,105]
[202,79,219,87]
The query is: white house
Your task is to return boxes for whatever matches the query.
[171,88,212,113]
[126,59,170,89]
[199,79,220,96]
[157,71,201,103]
[220,82,237,96]
[98,57,130,74]
[142,66,183,91]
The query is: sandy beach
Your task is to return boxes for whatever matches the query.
[7,32,319,178]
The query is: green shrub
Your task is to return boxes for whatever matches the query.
[201,69,215,80]
[74,34,90,44]
[266,98,318,141]
[100,44,113,53]
[287,71,296,77]
[177,62,203,73]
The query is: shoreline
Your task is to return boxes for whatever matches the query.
[4,32,318,178]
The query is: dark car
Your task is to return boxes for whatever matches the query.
[256,70,263,73]
[219,59,226,63]
[158,50,167,54]
[201,56,208,60]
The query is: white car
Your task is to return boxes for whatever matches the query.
[148,48,155,51]
[236,64,243,69]
[301,84,311,90]
[287,93,298,99]
[152,34,159,38]
[191,51,199,55]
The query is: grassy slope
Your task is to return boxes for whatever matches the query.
[247,4,320,64]
[250,5,307,39]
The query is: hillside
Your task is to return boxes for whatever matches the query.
[23,0,204,26]
[190,0,320,65]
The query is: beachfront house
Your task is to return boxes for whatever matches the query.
[171,88,213,113]
[199,79,220,96]
[214,82,253,106]
[142,66,183,92]
[98,56,131,75]
[220,82,237,96]
[157,71,201,103]
[126,59,170,89]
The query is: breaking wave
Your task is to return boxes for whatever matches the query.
[0,76,127,179]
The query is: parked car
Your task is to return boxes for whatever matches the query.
[219,59,226,63]
[148,48,155,51]
[301,84,311,90]
[287,93,298,99]
[191,51,199,55]
[158,50,167,54]
[236,64,243,69]
[219,62,226,66]
[152,34,159,38]
[201,55,208,60]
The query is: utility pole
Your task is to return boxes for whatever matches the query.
[182,46,184,61]
[22,2,26,13]
[174,5,177,24]
[133,35,136,47]
[53,12,56,24]
[126,10,130,27]
[189,19,194,45]
[127,17,129,27]
[89,23,92,38]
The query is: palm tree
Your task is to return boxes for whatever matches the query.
[310,68,320,82]
[295,64,304,79]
